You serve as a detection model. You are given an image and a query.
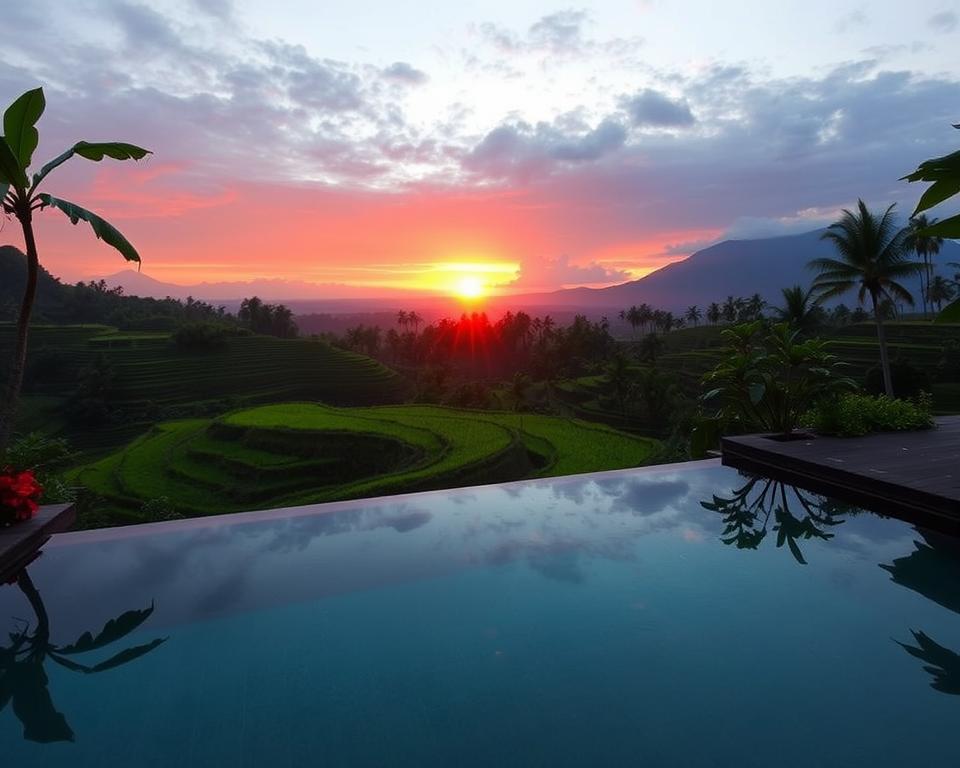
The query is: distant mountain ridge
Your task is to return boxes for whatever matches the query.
[510,229,960,311]
[98,270,428,302]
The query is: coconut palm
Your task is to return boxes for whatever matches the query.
[927,275,955,313]
[773,285,822,336]
[905,214,945,317]
[810,200,923,396]
[706,302,721,325]
[685,305,702,326]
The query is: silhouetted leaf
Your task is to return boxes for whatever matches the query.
[920,213,960,239]
[74,141,151,162]
[46,654,94,674]
[0,136,27,188]
[913,179,960,216]
[57,603,156,655]
[31,141,151,187]
[37,194,142,264]
[90,637,166,672]
[3,88,44,171]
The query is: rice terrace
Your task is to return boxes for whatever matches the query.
[73,403,657,521]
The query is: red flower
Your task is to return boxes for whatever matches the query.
[0,467,43,526]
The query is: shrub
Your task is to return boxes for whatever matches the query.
[701,321,855,435]
[864,360,931,400]
[802,392,933,437]
[173,321,229,351]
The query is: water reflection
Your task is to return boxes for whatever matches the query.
[700,473,851,564]
[1,565,166,743]
[881,530,960,696]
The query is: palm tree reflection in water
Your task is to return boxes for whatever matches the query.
[1,567,166,742]
[703,476,960,696]
[700,474,849,565]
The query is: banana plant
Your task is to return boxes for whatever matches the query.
[0,87,151,452]
[1,568,166,742]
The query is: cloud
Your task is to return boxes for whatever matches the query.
[382,61,428,85]
[464,117,626,180]
[476,9,591,55]
[511,253,630,290]
[528,9,590,53]
[928,10,958,33]
[621,88,695,127]
[834,8,869,33]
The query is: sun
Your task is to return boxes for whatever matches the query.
[454,275,486,300]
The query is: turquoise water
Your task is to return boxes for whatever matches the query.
[2,461,959,766]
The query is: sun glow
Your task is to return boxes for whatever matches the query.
[454,275,486,300]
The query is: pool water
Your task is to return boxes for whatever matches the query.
[2,461,959,767]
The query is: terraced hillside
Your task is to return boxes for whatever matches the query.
[1,324,405,450]
[73,403,660,525]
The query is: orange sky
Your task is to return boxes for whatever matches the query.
[27,170,704,296]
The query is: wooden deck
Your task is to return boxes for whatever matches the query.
[722,416,960,533]
[0,503,76,582]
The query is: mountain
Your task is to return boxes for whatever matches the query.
[0,246,70,318]
[509,229,960,311]
[98,270,429,303]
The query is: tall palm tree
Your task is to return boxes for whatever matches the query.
[926,275,955,313]
[685,305,702,326]
[905,214,944,317]
[721,296,738,324]
[774,285,822,336]
[706,302,721,325]
[810,200,923,396]
[396,310,408,330]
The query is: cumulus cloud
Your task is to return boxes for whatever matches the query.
[463,117,626,179]
[382,61,428,85]
[620,88,695,127]
[928,10,958,33]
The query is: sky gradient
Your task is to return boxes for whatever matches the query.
[3,0,959,295]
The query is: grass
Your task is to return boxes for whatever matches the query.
[73,403,660,524]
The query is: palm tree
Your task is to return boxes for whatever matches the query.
[811,200,923,396]
[706,302,721,325]
[509,372,531,432]
[774,285,822,336]
[927,275,955,313]
[685,305,702,326]
[721,296,738,324]
[747,293,766,321]
[905,214,944,317]
[408,311,423,334]
[396,310,408,330]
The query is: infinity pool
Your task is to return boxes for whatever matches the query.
[2,461,958,766]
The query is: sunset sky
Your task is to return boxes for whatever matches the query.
[3,0,959,295]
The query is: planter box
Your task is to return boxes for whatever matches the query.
[0,503,76,582]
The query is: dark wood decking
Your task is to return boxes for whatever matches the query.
[722,417,960,532]
[0,504,76,582]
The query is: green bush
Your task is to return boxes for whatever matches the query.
[172,321,230,351]
[802,392,933,437]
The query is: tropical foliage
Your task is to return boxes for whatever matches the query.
[701,321,855,435]
[802,392,933,437]
[810,200,923,397]
[0,87,149,452]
